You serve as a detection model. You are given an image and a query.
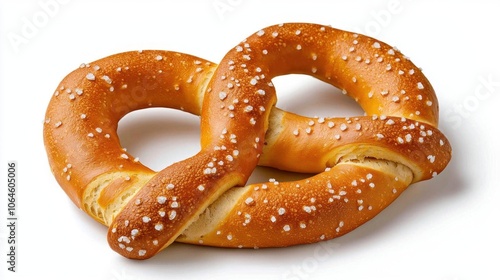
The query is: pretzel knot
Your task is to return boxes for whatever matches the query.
[43,23,451,259]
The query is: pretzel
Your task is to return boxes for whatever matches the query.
[43,23,451,259]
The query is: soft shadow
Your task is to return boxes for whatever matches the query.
[247,166,312,185]
[337,159,464,247]
[272,74,365,118]
[117,108,201,172]
[333,121,466,247]
[104,77,466,271]
[130,164,465,274]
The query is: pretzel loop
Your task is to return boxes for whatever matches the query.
[43,23,451,259]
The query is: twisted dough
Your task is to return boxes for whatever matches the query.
[43,23,451,259]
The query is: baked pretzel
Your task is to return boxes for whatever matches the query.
[43,23,451,259]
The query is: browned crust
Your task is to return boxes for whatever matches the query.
[43,23,451,259]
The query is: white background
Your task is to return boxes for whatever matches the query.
[1,0,499,279]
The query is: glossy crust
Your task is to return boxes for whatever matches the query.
[43,23,451,259]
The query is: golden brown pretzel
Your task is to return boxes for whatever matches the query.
[43,23,451,259]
